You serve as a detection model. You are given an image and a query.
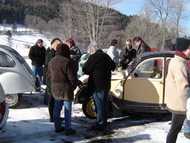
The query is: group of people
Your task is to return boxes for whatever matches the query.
[27,36,155,135]
[106,37,151,70]
[28,37,116,135]
[28,36,190,142]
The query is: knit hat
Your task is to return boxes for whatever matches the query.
[175,38,190,52]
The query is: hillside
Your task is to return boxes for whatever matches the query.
[0,0,131,49]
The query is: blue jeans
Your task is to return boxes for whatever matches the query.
[32,66,43,87]
[93,90,108,128]
[53,100,72,130]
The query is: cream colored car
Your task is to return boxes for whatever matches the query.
[75,51,175,119]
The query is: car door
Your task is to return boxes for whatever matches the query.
[110,71,125,99]
[123,57,164,105]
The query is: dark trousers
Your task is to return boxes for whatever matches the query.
[166,113,186,143]
[48,94,54,121]
[93,90,108,128]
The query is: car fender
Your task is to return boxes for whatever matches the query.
[0,83,5,103]
[0,72,35,94]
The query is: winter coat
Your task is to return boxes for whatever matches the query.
[107,46,120,65]
[120,48,137,69]
[70,46,81,62]
[136,43,150,58]
[28,45,46,66]
[165,54,190,114]
[47,54,78,101]
[70,46,81,74]
[44,48,56,95]
[83,49,116,92]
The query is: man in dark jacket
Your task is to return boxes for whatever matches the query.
[29,39,46,91]
[66,38,81,75]
[83,49,116,131]
[48,43,78,134]
[121,39,137,69]
[44,38,62,122]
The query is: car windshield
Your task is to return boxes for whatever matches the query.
[6,48,33,75]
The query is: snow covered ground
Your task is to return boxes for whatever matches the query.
[0,93,189,143]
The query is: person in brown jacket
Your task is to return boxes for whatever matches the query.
[165,38,190,143]
[47,43,78,134]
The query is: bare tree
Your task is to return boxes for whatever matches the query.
[125,16,163,48]
[25,15,47,33]
[146,0,187,49]
[170,0,185,37]
[146,0,173,50]
[57,0,76,39]
[74,0,121,46]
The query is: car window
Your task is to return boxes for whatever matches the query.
[6,48,25,64]
[6,48,33,75]
[134,58,163,79]
[0,51,15,67]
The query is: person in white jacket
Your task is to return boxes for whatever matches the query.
[107,39,121,65]
[165,38,190,143]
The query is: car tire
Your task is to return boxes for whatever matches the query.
[5,94,22,108]
[82,97,96,119]
[82,96,114,119]
[0,101,9,129]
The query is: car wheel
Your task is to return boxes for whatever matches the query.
[0,101,9,129]
[82,97,96,119]
[5,94,22,108]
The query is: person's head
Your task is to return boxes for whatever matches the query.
[51,38,62,50]
[66,38,75,48]
[36,39,43,48]
[111,39,118,46]
[176,38,190,57]
[56,43,70,58]
[133,36,142,47]
[87,41,98,54]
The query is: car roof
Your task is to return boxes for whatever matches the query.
[141,51,175,60]
[127,51,175,75]
[0,44,13,51]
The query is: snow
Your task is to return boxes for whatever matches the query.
[0,93,189,143]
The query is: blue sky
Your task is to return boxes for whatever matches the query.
[112,0,190,35]
[113,0,145,16]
